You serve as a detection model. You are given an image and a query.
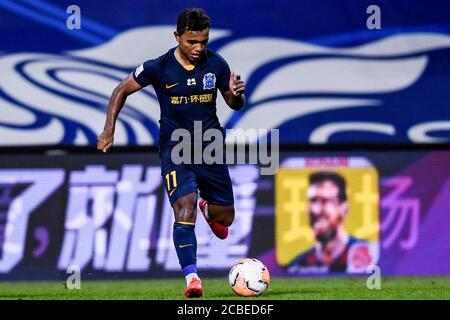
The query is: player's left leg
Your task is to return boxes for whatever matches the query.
[195,162,235,239]
[199,200,234,239]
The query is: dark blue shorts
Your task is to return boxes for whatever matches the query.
[159,146,234,207]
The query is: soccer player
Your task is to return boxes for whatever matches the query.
[287,171,369,273]
[97,8,245,297]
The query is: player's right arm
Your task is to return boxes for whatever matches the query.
[97,74,142,153]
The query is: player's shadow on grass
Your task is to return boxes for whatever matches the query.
[248,288,327,299]
[206,288,303,299]
[1,293,68,300]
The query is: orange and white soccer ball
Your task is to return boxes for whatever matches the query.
[228,258,270,296]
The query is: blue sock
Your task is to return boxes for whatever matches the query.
[183,264,197,277]
[173,222,197,275]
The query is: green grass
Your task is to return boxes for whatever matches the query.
[0,277,449,300]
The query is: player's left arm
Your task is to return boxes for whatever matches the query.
[221,71,245,111]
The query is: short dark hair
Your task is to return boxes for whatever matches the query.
[177,8,211,35]
[309,171,347,202]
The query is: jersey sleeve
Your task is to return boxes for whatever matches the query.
[132,59,160,87]
[216,54,231,92]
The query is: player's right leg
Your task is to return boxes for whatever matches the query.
[172,192,203,298]
[160,147,202,297]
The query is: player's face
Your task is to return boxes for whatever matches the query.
[307,181,348,244]
[176,29,209,63]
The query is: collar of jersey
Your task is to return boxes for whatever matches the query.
[172,47,207,72]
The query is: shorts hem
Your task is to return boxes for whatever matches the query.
[201,198,234,207]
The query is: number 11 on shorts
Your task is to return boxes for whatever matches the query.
[165,170,177,192]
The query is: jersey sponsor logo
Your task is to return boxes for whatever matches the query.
[165,82,179,89]
[179,244,193,248]
[187,78,196,86]
[170,94,213,105]
[203,72,216,90]
[134,64,144,77]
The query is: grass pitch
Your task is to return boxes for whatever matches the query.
[0,277,449,300]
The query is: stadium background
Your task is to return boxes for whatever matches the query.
[0,0,449,282]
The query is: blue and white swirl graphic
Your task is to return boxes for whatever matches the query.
[1,0,450,146]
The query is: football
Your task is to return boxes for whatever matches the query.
[228,258,270,296]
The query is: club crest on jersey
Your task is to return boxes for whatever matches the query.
[203,73,216,90]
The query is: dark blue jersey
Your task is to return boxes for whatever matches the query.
[287,236,366,273]
[132,47,231,148]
